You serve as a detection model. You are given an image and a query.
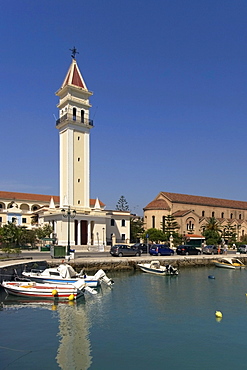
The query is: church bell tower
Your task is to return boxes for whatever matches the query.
[55,50,93,209]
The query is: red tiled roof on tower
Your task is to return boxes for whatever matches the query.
[61,59,87,90]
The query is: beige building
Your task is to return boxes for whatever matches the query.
[144,191,247,241]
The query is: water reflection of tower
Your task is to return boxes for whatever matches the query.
[56,302,92,370]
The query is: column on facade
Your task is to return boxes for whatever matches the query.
[87,221,91,246]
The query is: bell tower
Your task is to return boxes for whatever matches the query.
[56,50,93,209]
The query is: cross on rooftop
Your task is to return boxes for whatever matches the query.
[70,47,79,59]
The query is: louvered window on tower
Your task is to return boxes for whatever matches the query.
[81,110,84,123]
[73,108,76,121]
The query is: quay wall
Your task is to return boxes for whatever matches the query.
[1,256,247,281]
[49,256,247,273]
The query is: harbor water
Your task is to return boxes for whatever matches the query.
[1,266,247,370]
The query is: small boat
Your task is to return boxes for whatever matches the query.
[22,264,113,287]
[1,279,96,300]
[213,258,245,269]
[137,261,178,276]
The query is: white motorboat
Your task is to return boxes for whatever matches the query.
[22,264,113,287]
[213,258,245,269]
[1,279,97,300]
[137,261,178,276]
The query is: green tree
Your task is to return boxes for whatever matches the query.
[116,195,129,211]
[130,217,144,243]
[143,228,165,243]
[0,222,53,251]
[36,224,53,240]
[222,222,237,244]
[0,222,25,248]
[202,217,221,245]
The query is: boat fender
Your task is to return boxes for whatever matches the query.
[208,275,215,279]
[52,289,58,296]
[68,294,75,301]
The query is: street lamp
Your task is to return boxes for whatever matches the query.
[102,227,105,246]
[61,206,76,256]
[169,234,173,249]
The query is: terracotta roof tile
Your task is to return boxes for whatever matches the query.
[0,191,105,207]
[160,191,247,210]
[0,191,59,203]
[172,210,191,217]
[144,199,170,211]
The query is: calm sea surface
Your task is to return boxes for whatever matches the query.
[1,266,247,370]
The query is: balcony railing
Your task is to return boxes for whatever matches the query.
[56,113,93,127]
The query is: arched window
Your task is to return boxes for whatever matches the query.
[202,211,205,217]
[187,220,194,231]
[73,108,76,121]
[221,212,224,218]
[212,212,215,217]
[152,216,155,228]
[239,214,242,220]
[230,213,233,219]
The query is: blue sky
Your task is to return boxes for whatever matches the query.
[1,1,247,215]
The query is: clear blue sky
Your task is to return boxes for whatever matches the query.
[1,1,247,215]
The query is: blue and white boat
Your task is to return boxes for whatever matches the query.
[22,264,113,287]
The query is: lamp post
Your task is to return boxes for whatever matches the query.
[61,206,76,256]
[102,227,105,246]
[169,234,173,249]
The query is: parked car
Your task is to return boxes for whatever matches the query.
[149,244,174,256]
[110,244,141,257]
[237,245,247,254]
[202,245,223,255]
[176,245,201,255]
[131,243,149,254]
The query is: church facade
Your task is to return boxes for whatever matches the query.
[144,191,247,242]
[0,55,130,247]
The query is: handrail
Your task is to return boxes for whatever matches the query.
[56,113,93,127]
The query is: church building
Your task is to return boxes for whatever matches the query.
[144,191,247,242]
[0,53,130,247]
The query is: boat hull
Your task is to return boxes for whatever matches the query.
[214,262,236,269]
[22,274,99,287]
[2,281,84,300]
[213,258,245,269]
[138,263,178,276]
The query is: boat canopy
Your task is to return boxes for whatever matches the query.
[150,261,161,269]
[57,264,78,278]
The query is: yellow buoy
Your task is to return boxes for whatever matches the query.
[215,311,223,318]
[52,289,58,296]
[68,294,75,301]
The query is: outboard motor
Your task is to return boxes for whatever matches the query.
[93,269,114,286]
[73,279,97,295]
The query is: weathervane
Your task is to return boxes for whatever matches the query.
[70,46,79,59]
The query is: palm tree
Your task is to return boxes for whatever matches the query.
[202,217,221,245]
